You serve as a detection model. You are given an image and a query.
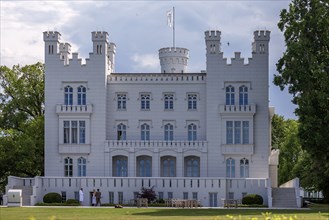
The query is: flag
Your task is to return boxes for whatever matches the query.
[167,10,173,28]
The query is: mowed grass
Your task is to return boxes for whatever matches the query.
[0,204,328,220]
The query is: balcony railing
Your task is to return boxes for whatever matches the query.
[56,104,93,114]
[219,104,256,115]
[105,140,208,150]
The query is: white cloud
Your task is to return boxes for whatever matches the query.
[131,53,159,73]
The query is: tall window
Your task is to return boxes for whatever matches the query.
[137,156,152,177]
[63,120,86,144]
[113,156,128,177]
[140,94,150,110]
[117,123,127,140]
[64,86,73,105]
[188,123,197,141]
[77,157,86,176]
[161,156,176,177]
[226,85,235,105]
[185,156,200,177]
[240,158,249,177]
[64,157,73,177]
[188,94,197,110]
[164,94,174,110]
[239,86,248,105]
[226,158,235,177]
[226,121,249,144]
[77,86,86,105]
[117,94,127,110]
[164,123,174,141]
[141,123,150,141]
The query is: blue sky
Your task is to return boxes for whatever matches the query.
[0,0,297,119]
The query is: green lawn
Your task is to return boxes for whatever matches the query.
[0,204,328,220]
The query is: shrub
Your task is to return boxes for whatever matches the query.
[66,199,79,205]
[138,186,157,203]
[242,194,263,205]
[43,192,62,203]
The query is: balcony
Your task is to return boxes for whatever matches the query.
[56,104,93,114]
[219,104,256,115]
[105,140,208,152]
[221,144,254,155]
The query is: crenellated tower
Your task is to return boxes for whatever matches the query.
[252,30,270,55]
[158,47,189,73]
[43,31,61,61]
[92,31,109,56]
[107,42,116,73]
[59,43,71,65]
[205,30,221,55]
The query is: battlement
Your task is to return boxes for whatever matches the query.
[108,42,116,53]
[43,31,61,41]
[59,43,71,53]
[204,30,221,40]
[254,30,270,41]
[92,31,109,42]
[159,47,189,57]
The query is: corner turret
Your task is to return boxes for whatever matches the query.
[205,30,221,55]
[59,43,71,65]
[252,30,270,54]
[158,47,189,73]
[43,31,61,58]
[92,31,109,55]
[107,42,116,73]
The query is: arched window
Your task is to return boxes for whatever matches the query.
[164,94,174,110]
[64,86,73,105]
[226,85,235,105]
[161,156,176,177]
[117,123,127,140]
[164,123,174,141]
[77,86,86,105]
[239,86,248,105]
[140,94,150,110]
[184,156,200,177]
[240,158,249,177]
[141,123,150,141]
[226,158,235,178]
[113,156,128,177]
[137,156,152,177]
[188,123,197,141]
[64,157,73,177]
[77,157,86,177]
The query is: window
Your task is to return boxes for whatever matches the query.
[226,121,249,144]
[109,192,114,204]
[117,123,127,140]
[118,192,123,204]
[226,85,235,105]
[240,158,249,177]
[228,192,234,200]
[77,86,86,105]
[61,191,67,203]
[161,156,176,177]
[141,123,150,141]
[141,94,150,110]
[192,192,198,200]
[117,94,127,110]
[168,192,173,199]
[113,156,128,177]
[164,123,174,141]
[64,157,73,177]
[183,192,188,200]
[239,86,248,105]
[77,157,86,177]
[63,120,86,144]
[64,86,73,105]
[185,156,200,177]
[188,123,197,141]
[164,94,174,110]
[188,94,197,110]
[158,192,164,200]
[137,156,152,177]
[226,158,235,177]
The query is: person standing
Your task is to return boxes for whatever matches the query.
[92,189,96,206]
[95,189,102,206]
[79,188,84,205]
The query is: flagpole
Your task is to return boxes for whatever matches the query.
[173,7,175,48]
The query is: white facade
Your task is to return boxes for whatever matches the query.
[6,29,277,207]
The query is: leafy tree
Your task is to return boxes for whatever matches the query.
[0,63,45,191]
[274,0,329,201]
[138,186,157,203]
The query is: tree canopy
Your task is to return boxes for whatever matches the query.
[0,62,45,191]
[274,0,329,201]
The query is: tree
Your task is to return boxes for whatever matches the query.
[274,0,329,202]
[0,63,45,191]
[138,186,157,203]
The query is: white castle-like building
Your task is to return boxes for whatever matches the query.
[5,28,301,207]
